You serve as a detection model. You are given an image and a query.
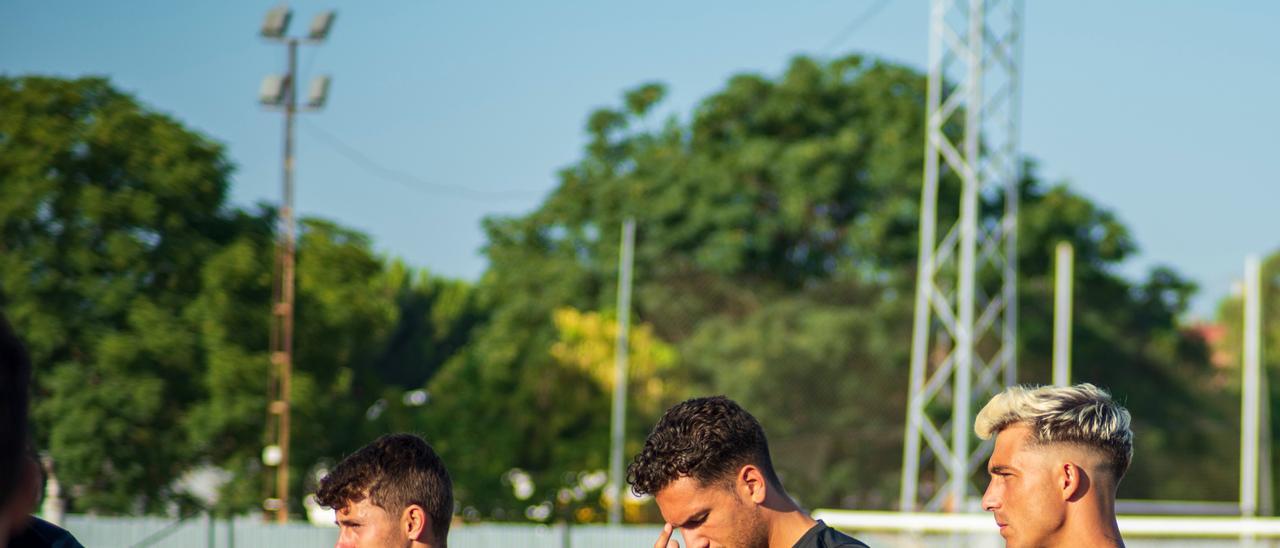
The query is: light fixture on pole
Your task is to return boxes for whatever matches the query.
[258,4,336,524]
[260,6,291,39]
[307,11,337,41]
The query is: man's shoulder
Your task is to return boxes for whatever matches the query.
[8,516,85,548]
[793,520,870,548]
[815,526,870,548]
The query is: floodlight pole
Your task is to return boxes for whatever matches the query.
[263,8,334,521]
[269,37,298,526]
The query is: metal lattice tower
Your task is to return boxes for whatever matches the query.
[900,0,1023,512]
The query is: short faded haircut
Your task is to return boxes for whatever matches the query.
[975,383,1133,479]
[317,433,453,543]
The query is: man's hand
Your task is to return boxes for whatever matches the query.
[654,522,680,548]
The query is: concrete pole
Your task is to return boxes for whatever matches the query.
[1242,255,1262,517]
[608,218,636,524]
[1052,242,1074,387]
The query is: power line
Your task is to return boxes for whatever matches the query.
[301,120,544,203]
[821,0,893,54]
[300,43,320,85]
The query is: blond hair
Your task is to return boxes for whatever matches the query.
[975,383,1133,478]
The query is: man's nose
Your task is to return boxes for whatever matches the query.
[981,481,1000,512]
[335,528,355,548]
[680,529,709,548]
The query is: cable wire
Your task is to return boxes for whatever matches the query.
[302,120,545,203]
[821,0,893,54]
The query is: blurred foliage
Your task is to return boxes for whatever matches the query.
[427,53,1236,518]
[549,307,677,415]
[1216,250,1280,505]
[0,55,1245,520]
[0,76,486,516]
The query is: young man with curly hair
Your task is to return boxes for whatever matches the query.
[1,314,83,548]
[316,433,453,548]
[628,396,868,548]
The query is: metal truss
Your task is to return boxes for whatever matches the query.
[900,0,1023,513]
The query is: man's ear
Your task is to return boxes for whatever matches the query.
[402,504,430,541]
[737,464,769,504]
[1059,462,1089,502]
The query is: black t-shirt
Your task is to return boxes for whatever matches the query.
[792,520,869,548]
[7,516,85,548]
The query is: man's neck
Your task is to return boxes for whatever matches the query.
[763,499,818,548]
[1055,497,1124,548]
[1054,523,1124,548]
[1078,516,1124,548]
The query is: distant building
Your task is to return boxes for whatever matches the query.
[1186,322,1232,369]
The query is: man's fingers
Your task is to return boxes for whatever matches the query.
[654,522,678,548]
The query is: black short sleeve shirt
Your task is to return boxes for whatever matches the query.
[8,517,85,548]
[792,520,870,548]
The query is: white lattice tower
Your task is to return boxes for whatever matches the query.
[900,0,1023,513]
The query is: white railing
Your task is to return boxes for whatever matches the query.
[60,512,1280,547]
[816,509,1280,539]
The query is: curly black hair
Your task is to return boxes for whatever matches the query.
[0,313,32,508]
[626,396,782,496]
[317,433,453,543]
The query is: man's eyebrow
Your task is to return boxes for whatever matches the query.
[673,510,709,529]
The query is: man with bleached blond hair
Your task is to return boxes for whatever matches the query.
[975,383,1133,548]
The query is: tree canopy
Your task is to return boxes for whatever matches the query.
[1216,249,1280,504]
[0,56,1244,519]
[0,76,484,516]
[425,54,1236,517]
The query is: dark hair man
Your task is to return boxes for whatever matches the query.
[627,396,868,548]
[317,433,453,548]
[975,383,1133,548]
[0,314,32,544]
[1,315,83,548]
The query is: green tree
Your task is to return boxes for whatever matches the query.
[1215,250,1280,376]
[431,54,1232,517]
[0,76,241,512]
[185,217,488,516]
[0,76,486,515]
[1015,184,1237,500]
[1216,249,1280,505]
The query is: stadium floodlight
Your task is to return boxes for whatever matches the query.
[259,74,289,106]
[305,75,331,109]
[261,6,292,40]
[307,11,337,42]
[259,6,335,524]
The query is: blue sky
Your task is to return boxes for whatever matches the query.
[2,1,1277,319]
